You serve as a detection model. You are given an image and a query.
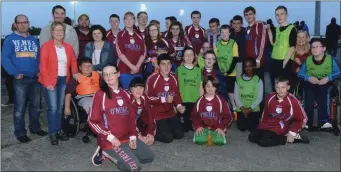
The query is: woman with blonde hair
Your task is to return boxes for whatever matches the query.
[39,21,78,145]
[292,29,311,73]
[291,29,311,94]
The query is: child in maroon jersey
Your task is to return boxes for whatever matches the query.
[167,21,191,68]
[243,6,267,80]
[202,50,218,78]
[129,77,155,146]
[163,16,177,38]
[185,10,206,55]
[89,64,154,171]
[116,12,146,89]
[248,76,309,147]
[106,14,121,61]
[136,11,148,39]
[145,54,186,143]
[144,23,175,79]
[191,76,232,145]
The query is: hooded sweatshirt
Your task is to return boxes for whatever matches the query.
[39,22,79,57]
[1,32,40,78]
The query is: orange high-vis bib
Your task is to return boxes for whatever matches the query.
[76,72,100,95]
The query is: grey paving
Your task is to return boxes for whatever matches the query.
[1,73,340,171]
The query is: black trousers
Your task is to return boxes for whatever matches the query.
[181,103,195,132]
[269,58,293,92]
[237,112,261,132]
[155,115,184,143]
[248,129,287,147]
[1,65,14,102]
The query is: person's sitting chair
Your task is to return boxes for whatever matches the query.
[62,58,101,142]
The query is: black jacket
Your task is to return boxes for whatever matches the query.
[325,22,341,45]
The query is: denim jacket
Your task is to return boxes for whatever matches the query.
[84,41,115,71]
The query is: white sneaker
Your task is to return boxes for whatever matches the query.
[91,146,102,166]
[321,122,333,129]
[304,125,309,129]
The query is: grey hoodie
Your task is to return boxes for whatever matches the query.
[39,22,79,57]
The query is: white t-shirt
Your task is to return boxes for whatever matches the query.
[55,45,67,76]
[92,49,102,65]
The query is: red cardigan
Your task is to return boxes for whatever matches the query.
[39,40,78,88]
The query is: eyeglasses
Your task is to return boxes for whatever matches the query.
[311,45,324,49]
[16,21,29,25]
[102,72,118,77]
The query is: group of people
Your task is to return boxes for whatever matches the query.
[1,4,341,172]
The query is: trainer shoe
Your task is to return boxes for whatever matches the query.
[321,122,333,129]
[92,146,103,166]
[293,133,310,144]
[1,101,14,107]
[308,125,319,132]
[331,121,340,136]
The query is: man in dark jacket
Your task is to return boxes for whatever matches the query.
[231,15,246,77]
[325,17,341,57]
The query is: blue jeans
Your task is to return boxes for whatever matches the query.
[216,69,229,101]
[13,76,42,138]
[303,81,331,126]
[143,62,155,80]
[44,76,66,134]
[119,74,143,90]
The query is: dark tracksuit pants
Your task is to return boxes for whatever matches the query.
[248,129,287,147]
[103,139,155,171]
[303,81,331,127]
[237,112,261,132]
[155,115,184,143]
[270,58,294,92]
[181,103,195,132]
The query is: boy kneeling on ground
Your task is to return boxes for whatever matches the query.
[249,76,309,147]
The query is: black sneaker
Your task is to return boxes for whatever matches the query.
[308,126,319,132]
[17,135,31,143]
[31,130,48,136]
[293,134,310,144]
[50,134,58,145]
[92,146,103,166]
[332,121,340,136]
[56,131,69,141]
[1,101,14,107]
